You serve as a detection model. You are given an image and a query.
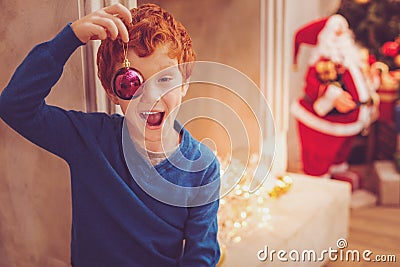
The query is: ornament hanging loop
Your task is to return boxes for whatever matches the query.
[122,42,131,68]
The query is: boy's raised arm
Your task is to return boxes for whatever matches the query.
[0,4,132,160]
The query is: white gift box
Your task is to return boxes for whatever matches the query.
[374,160,400,205]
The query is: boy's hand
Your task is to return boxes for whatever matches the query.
[71,3,132,43]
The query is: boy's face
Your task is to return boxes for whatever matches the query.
[110,44,188,149]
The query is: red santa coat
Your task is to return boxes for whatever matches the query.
[291,62,374,176]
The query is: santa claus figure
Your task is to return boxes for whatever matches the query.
[291,14,380,187]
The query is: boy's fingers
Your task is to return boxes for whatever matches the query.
[103,3,132,24]
[102,12,130,42]
[92,16,119,40]
[115,19,129,43]
[88,24,108,40]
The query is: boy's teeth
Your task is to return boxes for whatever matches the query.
[141,111,159,115]
[139,111,165,126]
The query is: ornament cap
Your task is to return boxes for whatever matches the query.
[123,58,131,68]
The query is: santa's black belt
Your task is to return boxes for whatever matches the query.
[355,98,374,107]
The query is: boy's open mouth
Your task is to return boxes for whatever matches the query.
[139,111,165,127]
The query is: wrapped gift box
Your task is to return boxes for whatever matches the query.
[374,160,400,205]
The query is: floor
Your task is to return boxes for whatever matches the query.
[324,206,400,267]
[324,164,400,267]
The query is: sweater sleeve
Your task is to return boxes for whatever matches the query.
[180,160,221,267]
[0,24,90,161]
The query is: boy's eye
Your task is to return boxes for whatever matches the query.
[158,76,173,83]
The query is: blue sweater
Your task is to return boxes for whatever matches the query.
[0,24,220,267]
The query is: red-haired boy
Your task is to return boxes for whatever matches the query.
[0,3,220,267]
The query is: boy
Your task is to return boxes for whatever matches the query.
[0,3,220,267]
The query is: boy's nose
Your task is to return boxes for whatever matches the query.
[139,83,162,104]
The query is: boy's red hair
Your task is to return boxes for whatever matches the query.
[97,3,196,96]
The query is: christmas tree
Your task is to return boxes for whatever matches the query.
[336,0,400,70]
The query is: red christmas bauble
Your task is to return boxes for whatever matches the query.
[113,68,143,100]
[381,42,400,58]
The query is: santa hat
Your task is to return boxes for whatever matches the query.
[293,17,329,66]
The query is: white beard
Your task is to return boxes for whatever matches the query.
[309,29,363,69]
